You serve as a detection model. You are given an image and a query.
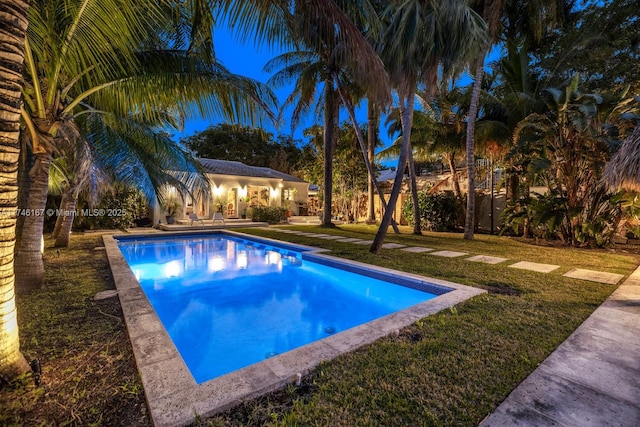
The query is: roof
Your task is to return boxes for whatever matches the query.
[197,158,307,183]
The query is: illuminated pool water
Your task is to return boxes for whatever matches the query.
[116,234,440,383]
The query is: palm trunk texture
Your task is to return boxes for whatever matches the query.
[371,90,415,253]
[15,152,51,291]
[337,89,399,233]
[51,189,71,239]
[0,0,32,381]
[55,193,76,248]
[464,54,485,240]
[322,80,337,227]
[367,102,378,223]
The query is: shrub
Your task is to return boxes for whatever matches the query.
[249,206,287,224]
[402,191,461,232]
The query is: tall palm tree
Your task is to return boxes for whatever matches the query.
[464,0,572,239]
[371,0,487,253]
[15,0,276,290]
[261,0,390,227]
[366,101,380,222]
[382,84,471,202]
[0,0,32,382]
[265,49,341,226]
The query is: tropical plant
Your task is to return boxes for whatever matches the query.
[15,0,276,290]
[182,124,302,173]
[0,0,31,382]
[265,49,340,227]
[162,199,182,218]
[511,75,639,246]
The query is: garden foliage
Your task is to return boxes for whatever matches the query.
[402,191,461,232]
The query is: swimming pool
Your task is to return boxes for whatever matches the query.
[104,230,484,425]
[116,234,441,383]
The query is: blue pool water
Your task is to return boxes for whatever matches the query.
[117,234,438,383]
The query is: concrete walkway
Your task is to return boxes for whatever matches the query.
[479,267,640,426]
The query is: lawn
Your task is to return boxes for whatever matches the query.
[2,225,638,426]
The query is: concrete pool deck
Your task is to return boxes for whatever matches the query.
[479,265,640,426]
[103,230,485,426]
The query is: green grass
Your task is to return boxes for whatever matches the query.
[0,234,148,426]
[1,226,638,426]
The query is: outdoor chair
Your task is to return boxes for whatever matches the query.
[189,212,205,226]
[212,212,225,225]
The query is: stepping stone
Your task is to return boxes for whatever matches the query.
[94,290,118,300]
[401,247,435,253]
[509,261,560,273]
[563,268,624,285]
[353,240,375,245]
[381,243,407,249]
[309,234,331,238]
[318,235,344,240]
[467,255,508,265]
[335,238,363,243]
[429,250,468,258]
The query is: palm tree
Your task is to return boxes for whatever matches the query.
[366,101,380,222]
[464,0,573,240]
[15,0,276,290]
[371,0,487,253]
[261,0,390,227]
[0,0,32,382]
[382,84,471,203]
[265,49,341,226]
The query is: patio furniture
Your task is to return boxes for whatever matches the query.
[189,212,205,226]
[212,212,225,225]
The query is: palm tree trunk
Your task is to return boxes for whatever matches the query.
[371,89,415,253]
[322,80,337,227]
[399,97,422,235]
[51,188,71,239]
[464,53,485,240]
[367,101,378,223]
[15,152,51,291]
[407,148,422,234]
[0,0,32,381]
[16,140,32,250]
[336,87,400,233]
[55,193,76,247]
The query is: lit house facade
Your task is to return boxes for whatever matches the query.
[157,158,310,223]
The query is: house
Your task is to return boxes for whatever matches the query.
[157,158,311,223]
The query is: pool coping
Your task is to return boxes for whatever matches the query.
[103,230,485,427]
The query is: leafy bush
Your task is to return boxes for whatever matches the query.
[501,188,621,247]
[249,206,287,224]
[402,191,461,232]
[75,188,145,230]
